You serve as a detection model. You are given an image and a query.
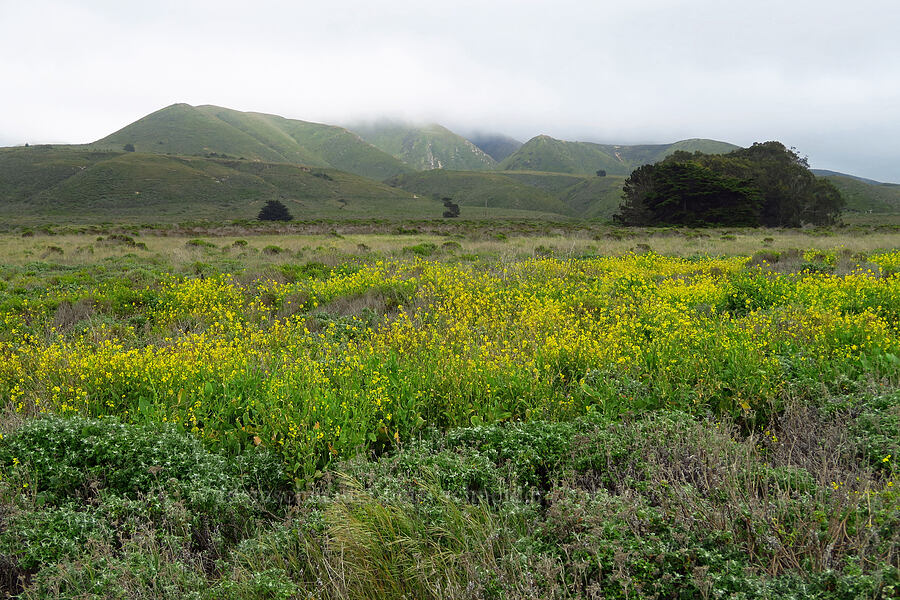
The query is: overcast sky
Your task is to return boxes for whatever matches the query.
[1,0,898,181]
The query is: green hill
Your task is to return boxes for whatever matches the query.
[811,169,883,185]
[386,170,572,215]
[386,169,631,219]
[557,176,628,219]
[500,135,740,176]
[499,171,592,194]
[349,121,497,171]
[0,146,437,223]
[91,104,410,180]
[468,133,523,162]
[820,175,900,213]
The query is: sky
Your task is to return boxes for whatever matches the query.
[1,0,898,181]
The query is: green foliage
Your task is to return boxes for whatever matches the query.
[186,238,217,248]
[402,242,438,256]
[0,416,289,593]
[1,505,112,570]
[1,240,899,597]
[616,141,846,227]
[616,161,762,226]
[0,416,238,501]
[725,141,844,226]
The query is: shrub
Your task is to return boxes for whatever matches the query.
[402,242,437,257]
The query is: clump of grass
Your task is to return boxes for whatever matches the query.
[402,242,437,256]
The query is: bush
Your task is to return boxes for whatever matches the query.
[402,242,437,257]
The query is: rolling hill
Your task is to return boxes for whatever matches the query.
[818,174,900,213]
[91,104,411,180]
[386,169,628,219]
[811,170,884,186]
[7,102,899,223]
[0,146,438,223]
[499,135,740,176]
[348,121,497,171]
[386,170,571,215]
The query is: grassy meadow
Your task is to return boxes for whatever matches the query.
[0,222,897,598]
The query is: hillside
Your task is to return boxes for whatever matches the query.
[557,176,628,219]
[0,146,439,222]
[386,168,631,219]
[467,132,523,162]
[811,170,884,185]
[820,174,900,213]
[500,135,739,176]
[349,121,497,171]
[386,170,572,215]
[91,104,411,180]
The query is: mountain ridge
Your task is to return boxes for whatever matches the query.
[346,120,497,171]
[92,104,412,180]
[499,135,741,176]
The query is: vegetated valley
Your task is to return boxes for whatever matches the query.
[0,104,897,599]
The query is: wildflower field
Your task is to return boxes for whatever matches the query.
[0,224,897,599]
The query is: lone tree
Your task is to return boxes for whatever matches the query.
[442,197,460,218]
[123,143,135,152]
[257,199,293,221]
[614,141,844,227]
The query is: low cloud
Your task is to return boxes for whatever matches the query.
[1,0,898,180]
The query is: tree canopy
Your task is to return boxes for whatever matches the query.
[614,142,844,227]
[257,199,293,221]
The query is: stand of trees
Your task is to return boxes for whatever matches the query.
[614,142,844,227]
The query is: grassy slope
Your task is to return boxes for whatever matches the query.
[0,146,121,201]
[349,121,497,171]
[92,104,410,180]
[499,135,625,175]
[822,175,900,213]
[558,175,626,219]
[386,170,573,215]
[500,135,740,176]
[387,169,628,219]
[812,169,884,185]
[498,170,589,194]
[0,147,438,222]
